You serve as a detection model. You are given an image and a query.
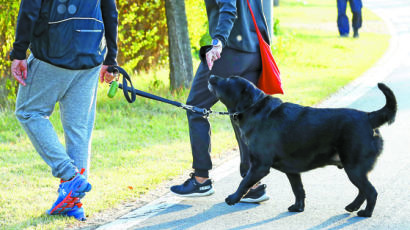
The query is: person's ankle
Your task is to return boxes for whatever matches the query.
[195,176,209,184]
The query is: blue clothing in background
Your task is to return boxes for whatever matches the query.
[337,0,363,36]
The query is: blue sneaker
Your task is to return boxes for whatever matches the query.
[170,173,214,197]
[47,169,91,218]
[66,205,87,221]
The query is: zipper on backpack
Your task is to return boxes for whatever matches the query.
[75,29,102,32]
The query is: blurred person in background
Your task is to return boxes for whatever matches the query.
[337,0,363,38]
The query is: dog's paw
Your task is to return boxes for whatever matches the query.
[357,210,372,217]
[288,204,304,212]
[225,194,240,206]
[345,203,360,212]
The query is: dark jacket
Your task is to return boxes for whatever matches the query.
[205,0,271,53]
[10,0,118,69]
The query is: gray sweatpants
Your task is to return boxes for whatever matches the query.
[15,55,100,180]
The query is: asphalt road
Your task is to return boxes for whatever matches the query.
[97,1,410,229]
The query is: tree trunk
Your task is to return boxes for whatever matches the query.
[165,0,193,90]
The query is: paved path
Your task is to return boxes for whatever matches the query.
[97,1,410,229]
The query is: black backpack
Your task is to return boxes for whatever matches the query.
[31,0,106,70]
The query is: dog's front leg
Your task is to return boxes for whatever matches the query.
[225,165,270,205]
[286,173,305,212]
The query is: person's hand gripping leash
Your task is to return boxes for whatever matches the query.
[206,39,223,70]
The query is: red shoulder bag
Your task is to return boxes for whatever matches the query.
[246,0,283,95]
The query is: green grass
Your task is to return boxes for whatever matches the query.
[277,0,380,23]
[274,29,388,105]
[0,0,389,229]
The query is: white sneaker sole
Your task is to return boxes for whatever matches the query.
[171,188,215,197]
[240,194,270,203]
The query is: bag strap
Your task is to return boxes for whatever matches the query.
[246,0,280,76]
[246,0,264,41]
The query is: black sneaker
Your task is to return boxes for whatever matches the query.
[170,173,215,197]
[240,184,269,203]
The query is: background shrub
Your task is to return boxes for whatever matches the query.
[0,0,19,110]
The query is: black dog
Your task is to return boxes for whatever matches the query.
[208,75,397,217]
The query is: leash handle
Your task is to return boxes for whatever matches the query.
[120,67,137,103]
[107,66,136,103]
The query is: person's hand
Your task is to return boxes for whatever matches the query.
[11,59,28,86]
[99,65,115,83]
[206,46,222,70]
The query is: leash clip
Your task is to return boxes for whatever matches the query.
[182,104,211,118]
[181,104,194,112]
[231,112,239,121]
[203,109,211,118]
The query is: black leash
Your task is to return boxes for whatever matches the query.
[107,66,230,117]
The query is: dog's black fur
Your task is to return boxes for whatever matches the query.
[208,75,397,217]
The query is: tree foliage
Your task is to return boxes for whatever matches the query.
[116,0,168,71]
[0,0,20,109]
[116,0,208,71]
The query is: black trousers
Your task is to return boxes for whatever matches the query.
[186,47,262,178]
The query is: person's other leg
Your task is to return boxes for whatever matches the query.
[59,65,100,179]
[211,48,261,177]
[232,70,259,177]
[337,0,350,36]
[350,0,363,38]
[232,70,270,203]
[212,49,269,202]
[15,56,78,181]
[232,69,269,202]
[52,65,99,220]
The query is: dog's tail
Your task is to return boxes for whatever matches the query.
[368,83,397,129]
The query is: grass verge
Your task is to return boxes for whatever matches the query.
[0,0,389,229]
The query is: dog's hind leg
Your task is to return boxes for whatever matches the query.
[345,191,365,212]
[286,173,305,212]
[344,167,378,217]
[225,164,270,205]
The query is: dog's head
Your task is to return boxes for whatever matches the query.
[208,75,266,112]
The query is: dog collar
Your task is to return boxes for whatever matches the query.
[230,95,268,121]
